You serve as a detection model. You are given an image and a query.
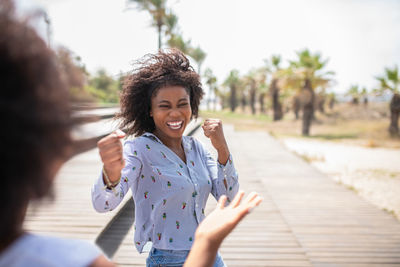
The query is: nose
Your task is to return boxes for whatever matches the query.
[168,108,181,118]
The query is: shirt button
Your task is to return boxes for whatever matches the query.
[196,204,199,207]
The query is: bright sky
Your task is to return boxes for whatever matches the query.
[18,0,400,93]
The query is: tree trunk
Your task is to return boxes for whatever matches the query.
[157,24,162,50]
[329,98,335,110]
[250,86,256,115]
[259,93,266,113]
[389,93,400,137]
[230,85,237,112]
[270,79,283,121]
[363,97,368,106]
[318,96,325,113]
[212,88,217,111]
[302,79,314,136]
[241,92,246,112]
[293,96,300,120]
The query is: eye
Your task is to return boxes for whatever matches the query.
[159,105,170,108]
[179,102,189,107]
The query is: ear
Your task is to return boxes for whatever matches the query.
[150,110,153,117]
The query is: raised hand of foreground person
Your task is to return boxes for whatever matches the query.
[184,191,263,267]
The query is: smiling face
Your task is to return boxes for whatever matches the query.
[150,85,192,142]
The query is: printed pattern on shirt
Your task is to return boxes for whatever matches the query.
[91,132,239,253]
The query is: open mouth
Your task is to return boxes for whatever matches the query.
[166,120,184,130]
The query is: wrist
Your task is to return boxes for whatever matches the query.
[194,232,221,251]
[102,166,121,188]
[216,145,230,165]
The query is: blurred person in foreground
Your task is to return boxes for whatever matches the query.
[0,1,262,266]
[0,1,112,266]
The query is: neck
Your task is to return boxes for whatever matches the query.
[153,130,183,150]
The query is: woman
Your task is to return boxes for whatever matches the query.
[91,50,239,266]
[0,1,113,266]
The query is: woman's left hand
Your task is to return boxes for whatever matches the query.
[202,119,230,164]
[202,119,227,151]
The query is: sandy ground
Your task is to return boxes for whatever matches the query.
[281,137,400,220]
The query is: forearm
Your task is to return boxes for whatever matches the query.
[184,235,220,267]
[216,144,230,166]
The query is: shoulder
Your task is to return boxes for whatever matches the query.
[0,234,102,267]
[123,135,149,157]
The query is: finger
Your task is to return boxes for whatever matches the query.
[99,140,123,153]
[230,190,245,208]
[243,192,258,205]
[204,121,220,126]
[99,143,123,158]
[204,118,220,123]
[217,195,227,209]
[102,153,124,164]
[202,126,211,137]
[246,196,263,213]
[98,134,122,148]
[104,159,124,172]
[115,129,126,138]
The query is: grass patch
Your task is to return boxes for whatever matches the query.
[200,104,400,148]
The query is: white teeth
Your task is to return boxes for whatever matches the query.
[167,121,183,130]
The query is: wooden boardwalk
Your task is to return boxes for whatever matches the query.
[24,122,400,266]
[109,125,400,266]
[23,148,131,242]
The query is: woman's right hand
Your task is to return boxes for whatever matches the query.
[97,129,126,183]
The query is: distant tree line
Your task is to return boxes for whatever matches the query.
[55,46,123,104]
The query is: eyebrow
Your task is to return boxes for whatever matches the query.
[157,98,189,104]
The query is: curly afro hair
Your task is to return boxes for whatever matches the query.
[118,49,204,136]
[0,0,72,241]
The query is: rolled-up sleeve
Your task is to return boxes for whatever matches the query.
[91,140,142,213]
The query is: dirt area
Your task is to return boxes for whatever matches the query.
[281,137,400,220]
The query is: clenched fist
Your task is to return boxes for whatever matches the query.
[202,119,230,165]
[97,129,126,183]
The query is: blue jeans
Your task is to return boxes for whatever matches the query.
[146,247,226,267]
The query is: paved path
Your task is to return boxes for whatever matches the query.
[111,125,400,266]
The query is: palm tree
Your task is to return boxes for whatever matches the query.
[289,49,333,136]
[265,55,283,120]
[347,84,360,104]
[328,92,336,110]
[256,70,268,114]
[128,0,167,49]
[188,46,206,75]
[375,65,400,136]
[223,70,241,112]
[167,34,190,54]
[361,87,368,106]
[243,70,257,115]
[164,12,192,54]
[204,68,218,111]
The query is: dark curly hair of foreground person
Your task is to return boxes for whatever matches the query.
[117,49,204,136]
[0,0,72,244]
